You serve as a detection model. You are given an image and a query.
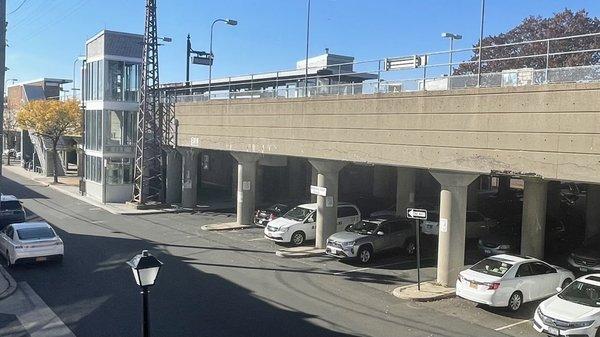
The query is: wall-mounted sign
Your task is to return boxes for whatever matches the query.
[190,137,199,147]
[310,185,327,197]
[242,181,251,191]
[439,218,448,233]
[325,196,334,208]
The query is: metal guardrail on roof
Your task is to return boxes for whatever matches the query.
[175,32,600,103]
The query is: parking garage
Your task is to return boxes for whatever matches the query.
[163,80,600,288]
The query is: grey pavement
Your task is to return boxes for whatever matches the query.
[0,170,540,337]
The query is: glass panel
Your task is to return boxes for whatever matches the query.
[124,63,140,102]
[105,158,133,185]
[106,61,125,101]
[106,110,123,145]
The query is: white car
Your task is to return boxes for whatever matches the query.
[264,203,361,246]
[0,222,64,267]
[456,254,574,312]
[421,211,497,238]
[534,274,600,337]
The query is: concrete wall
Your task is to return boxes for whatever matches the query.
[176,83,600,184]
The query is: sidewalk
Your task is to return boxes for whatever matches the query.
[392,281,455,302]
[0,266,17,300]
[275,246,326,258]
[3,164,181,215]
[201,222,255,231]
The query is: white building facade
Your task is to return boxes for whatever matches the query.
[83,30,142,203]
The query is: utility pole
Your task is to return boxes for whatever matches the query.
[0,0,6,196]
[132,0,164,205]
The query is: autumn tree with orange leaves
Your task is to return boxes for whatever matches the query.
[17,100,81,183]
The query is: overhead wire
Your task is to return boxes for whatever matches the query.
[8,0,29,15]
[17,0,90,44]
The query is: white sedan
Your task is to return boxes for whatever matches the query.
[456,254,574,312]
[534,274,600,337]
[0,222,64,267]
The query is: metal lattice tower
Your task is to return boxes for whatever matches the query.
[132,0,164,204]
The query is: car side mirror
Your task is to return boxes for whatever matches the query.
[306,217,315,223]
[556,287,562,293]
[377,231,385,236]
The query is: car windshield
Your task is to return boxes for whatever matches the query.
[470,258,513,277]
[558,281,600,308]
[283,207,312,221]
[349,221,379,235]
[1,201,21,211]
[16,227,55,240]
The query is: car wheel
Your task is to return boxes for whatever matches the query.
[404,239,416,256]
[561,278,572,289]
[507,291,523,312]
[290,231,305,246]
[357,246,373,264]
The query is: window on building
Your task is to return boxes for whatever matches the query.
[85,110,102,151]
[124,63,140,102]
[106,158,133,185]
[106,60,124,101]
[85,156,102,183]
[104,110,136,146]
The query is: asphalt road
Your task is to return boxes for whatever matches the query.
[0,171,522,337]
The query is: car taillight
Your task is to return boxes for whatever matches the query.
[487,282,500,290]
[457,274,464,283]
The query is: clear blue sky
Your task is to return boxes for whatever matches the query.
[6,0,600,89]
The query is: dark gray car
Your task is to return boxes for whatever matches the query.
[325,217,416,264]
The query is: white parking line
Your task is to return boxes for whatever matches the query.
[494,319,531,331]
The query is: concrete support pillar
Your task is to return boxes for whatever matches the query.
[231,164,238,201]
[586,184,600,238]
[521,178,548,259]
[256,165,264,204]
[430,171,479,287]
[181,149,199,209]
[310,166,318,203]
[395,167,416,216]
[309,159,347,248]
[232,152,260,226]
[166,150,183,205]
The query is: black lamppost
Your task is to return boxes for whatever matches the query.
[127,250,163,337]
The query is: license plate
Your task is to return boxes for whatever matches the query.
[484,249,491,254]
[580,267,589,272]
[329,248,339,254]
[35,256,47,262]
[469,282,478,289]
[547,327,560,336]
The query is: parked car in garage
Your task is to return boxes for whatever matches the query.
[325,216,416,264]
[0,195,26,228]
[456,254,574,312]
[264,203,361,246]
[253,203,292,227]
[568,234,600,274]
[421,211,497,238]
[0,222,64,267]
[534,274,600,337]
[478,221,520,256]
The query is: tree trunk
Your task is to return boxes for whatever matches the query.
[52,139,59,184]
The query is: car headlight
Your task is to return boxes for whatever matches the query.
[498,245,511,250]
[280,226,289,233]
[341,241,355,248]
[535,307,544,319]
[570,320,595,328]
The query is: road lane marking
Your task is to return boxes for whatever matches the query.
[494,319,531,331]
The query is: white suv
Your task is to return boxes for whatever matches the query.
[264,203,361,246]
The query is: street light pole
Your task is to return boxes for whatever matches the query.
[127,250,163,337]
[304,0,311,96]
[72,56,85,100]
[442,32,462,77]
[186,34,191,87]
[141,286,149,337]
[208,18,237,100]
[477,0,486,87]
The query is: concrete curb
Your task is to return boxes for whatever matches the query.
[275,248,326,258]
[201,223,255,231]
[0,266,17,301]
[391,282,455,302]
